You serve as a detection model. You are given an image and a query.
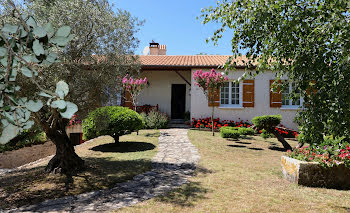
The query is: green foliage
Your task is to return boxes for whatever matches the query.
[260,129,273,139]
[0,127,46,153]
[201,0,350,146]
[220,126,240,139]
[238,127,255,136]
[0,1,76,144]
[19,0,143,118]
[140,110,169,129]
[252,115,281,132]
[83,106,144,140]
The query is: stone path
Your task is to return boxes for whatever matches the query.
[5,128,200,213]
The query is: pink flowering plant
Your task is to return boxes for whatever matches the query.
[122,75,147,111]
[287,136,350,168]
[193,69,228,136]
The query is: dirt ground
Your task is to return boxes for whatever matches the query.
[0,141,56,169]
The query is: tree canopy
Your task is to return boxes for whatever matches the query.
[201,0,350,145]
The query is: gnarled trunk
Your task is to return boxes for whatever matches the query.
[272,130,293,151]
[45,121,84,174]
[113,135,120,145]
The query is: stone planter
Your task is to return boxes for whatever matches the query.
[281,156,350,189]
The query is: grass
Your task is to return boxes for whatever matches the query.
[0,129,159,210]
[118,130,350,213]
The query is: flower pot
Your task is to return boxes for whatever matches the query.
[281,156,350,189]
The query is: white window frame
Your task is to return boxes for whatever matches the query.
[219,81,243,108]
[281,82,303,109]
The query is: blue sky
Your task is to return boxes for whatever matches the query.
[109,0,234,55]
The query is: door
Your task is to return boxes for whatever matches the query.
[171,84,186,119]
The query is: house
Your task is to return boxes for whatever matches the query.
[124,42,301,130]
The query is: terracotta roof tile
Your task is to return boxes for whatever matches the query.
[139,55,250,68]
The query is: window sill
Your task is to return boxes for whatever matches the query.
[280,106,301,110]
[218,106,244,109]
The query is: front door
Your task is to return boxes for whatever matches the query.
[171,84,186,119]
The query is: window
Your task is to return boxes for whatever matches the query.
[282,82,302,107]
[220,81,241,106]
[105,87,122,106]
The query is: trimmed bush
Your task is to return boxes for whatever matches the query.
[140,109,168,129]
[252,115,281,131]
[238,127,255,135]
[83,106,144,143]
[220,127,240,139]
[260,129,273,139]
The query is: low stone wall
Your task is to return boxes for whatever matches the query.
[281,156,350,189]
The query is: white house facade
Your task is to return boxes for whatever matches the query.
[129,43,301,130]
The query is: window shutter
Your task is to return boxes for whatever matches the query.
[270,80,282,107]
[306,80,317,95]
[124,91,133,109]
[243,80,254,107]
[208,88,220,107]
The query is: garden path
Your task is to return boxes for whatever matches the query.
[5,128,200,212]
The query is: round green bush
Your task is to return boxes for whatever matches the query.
[83,106,144,143]
[252,115,281,132]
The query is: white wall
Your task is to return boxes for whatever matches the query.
[138,70,191,117]
[190,69,300,130]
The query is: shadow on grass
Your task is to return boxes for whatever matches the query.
[155,166,212,207]
[155,181,209,207]
[227,144,247,148]
[268,146,287,152]
[90,142,155,153]
[0,157,153,210]
[248,147,264,151]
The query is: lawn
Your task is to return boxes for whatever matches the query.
[118,130,350,213]
[0,129,159,210]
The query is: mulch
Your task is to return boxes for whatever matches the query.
[0,141,56,169]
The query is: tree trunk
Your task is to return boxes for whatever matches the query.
[272,130,293,151]
[45,123,84,174]
[113,135,120,145]
[211,106,215,136]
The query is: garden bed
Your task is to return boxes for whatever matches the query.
[281,156,350,189]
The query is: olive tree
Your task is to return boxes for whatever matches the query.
[201,0,350,146]
[0,0,81,173]
[0,0,143,174]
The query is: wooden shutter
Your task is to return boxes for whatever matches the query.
[243,80,255,107]
[306,80,317,95]
[270,80,282,107]
[208,88,220,107]
[124,91,133,109]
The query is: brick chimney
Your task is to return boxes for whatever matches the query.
[149,42,166,55]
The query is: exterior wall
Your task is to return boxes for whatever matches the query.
[138,70,191,117]
[190,69,300,129]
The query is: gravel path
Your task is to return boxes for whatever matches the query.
[5,128,200,213]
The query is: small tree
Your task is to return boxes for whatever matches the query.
[122,75,147,111]
[193,69,228,136]
[252,115,293,151]
[83,106,144,144]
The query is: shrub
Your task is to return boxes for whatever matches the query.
[140,109,168,129]
[220,127,240,139]
[192,117,252,129]
[260,129,273,139]
[252,115,281,131]
[0,127,46,153]
[238,127,255,135]
[83,106,144,143]
[287,136,350,168]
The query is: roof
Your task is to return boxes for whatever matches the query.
[139,55,250,70]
